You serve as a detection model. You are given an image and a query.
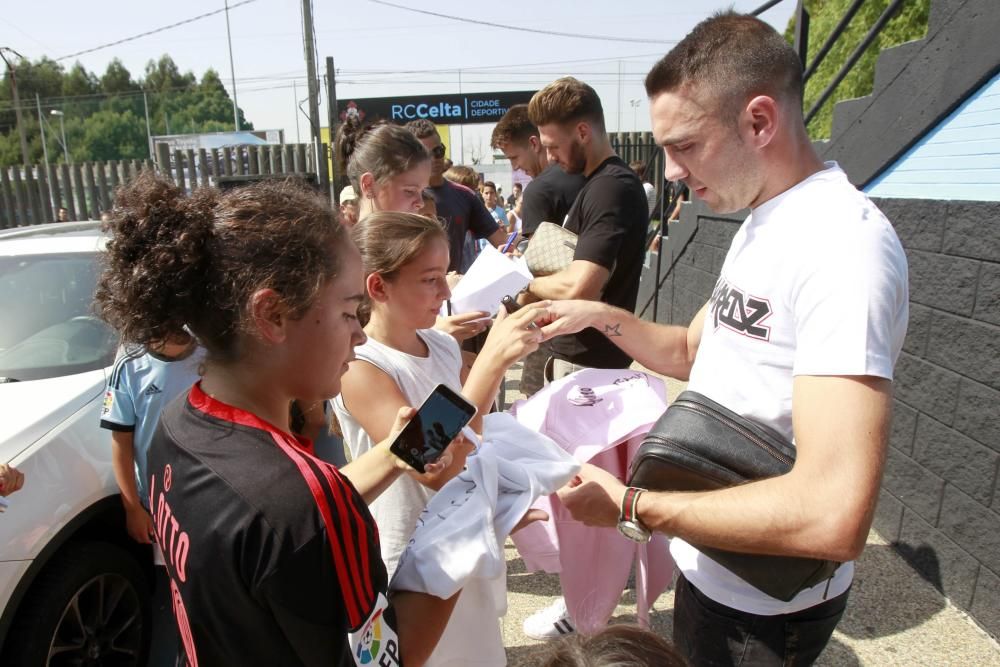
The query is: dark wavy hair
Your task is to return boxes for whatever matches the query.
[95,172,349,363]
[405,118,438,140]
[335,117,429,194]
[349,211,447,326]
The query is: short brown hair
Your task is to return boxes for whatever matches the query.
[645,12,804,115]
[528,77,605,132]
[490,104,538,149]
[405,118,438,140]
[443,164,479,190]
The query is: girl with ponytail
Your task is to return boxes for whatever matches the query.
[336,117,489,343]
[336,117,431,217]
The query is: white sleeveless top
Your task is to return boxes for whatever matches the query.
[333,328,508,667]
[332,327,463,577]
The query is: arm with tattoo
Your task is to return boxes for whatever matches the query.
[538,300,705,380]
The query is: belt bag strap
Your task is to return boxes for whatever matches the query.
[627,390,840,602]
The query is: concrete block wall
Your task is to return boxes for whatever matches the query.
[638,197,1000,638]
[872,198,1000,638]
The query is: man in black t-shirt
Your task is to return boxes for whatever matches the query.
[491,104,585,238]
[517,77,647,372]
[406,119,507,273]
[492,103,588,396]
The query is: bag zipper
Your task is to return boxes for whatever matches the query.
[636,436,735,486]
[672,400,794,467]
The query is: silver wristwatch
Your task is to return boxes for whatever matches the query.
[617,486,651,543]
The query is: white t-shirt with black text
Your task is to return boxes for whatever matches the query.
[672,163,909,616]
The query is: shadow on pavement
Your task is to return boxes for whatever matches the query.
[836,544,945,641]
[505,557,564,599]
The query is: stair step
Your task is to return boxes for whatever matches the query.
[874,40,924,91]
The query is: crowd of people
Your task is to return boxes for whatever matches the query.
[67,10,908,667]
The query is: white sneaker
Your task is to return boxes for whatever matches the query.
[523,597,575,640]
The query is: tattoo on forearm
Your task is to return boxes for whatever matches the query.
[603,323,623,337]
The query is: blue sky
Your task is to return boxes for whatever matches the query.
[1,0,795,162]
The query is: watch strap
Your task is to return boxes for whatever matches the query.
[620,486,644,524]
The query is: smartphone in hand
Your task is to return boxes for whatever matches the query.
[389,384,477,473]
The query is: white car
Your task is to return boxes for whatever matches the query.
[0,222,150,665]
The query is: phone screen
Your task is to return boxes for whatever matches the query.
[389,385,477,473]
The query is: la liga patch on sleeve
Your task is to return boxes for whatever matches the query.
[349,593,400,666]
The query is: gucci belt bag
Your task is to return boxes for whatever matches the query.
[523,221,577,276]
[627,390,840,602]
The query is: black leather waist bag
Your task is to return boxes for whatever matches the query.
[627,390,839,602]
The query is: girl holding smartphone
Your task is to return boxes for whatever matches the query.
[96,174,467,666]
[333,211,544,667]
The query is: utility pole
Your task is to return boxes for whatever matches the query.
[224,0,240,131]
[143,92,153,159]
[457,69,464,164]
[617,60,624,134]
[36,94,54,208]
[1,48,30,165]
[300,0,328,194]
[326,56,338,201]
[293,80,301,144]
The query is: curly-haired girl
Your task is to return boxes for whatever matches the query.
[96,172,467,666]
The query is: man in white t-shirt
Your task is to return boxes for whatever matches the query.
[537,12,908,666]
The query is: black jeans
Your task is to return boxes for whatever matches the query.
[673,574,849,667]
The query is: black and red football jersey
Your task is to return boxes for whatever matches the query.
[147,382,402,667]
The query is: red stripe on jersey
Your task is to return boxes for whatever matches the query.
[315,460,375,604]
[268,431,366,626]
[187,382,369,626]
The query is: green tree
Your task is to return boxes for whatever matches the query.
[787,0,930,139]
[0,54,253,166]
[63,63,98,98]
[81,109,148,161]
[100,59,138,95]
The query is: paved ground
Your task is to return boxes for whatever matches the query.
[498,364,1000,666]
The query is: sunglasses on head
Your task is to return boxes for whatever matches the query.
[430,144,446,159]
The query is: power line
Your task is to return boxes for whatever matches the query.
[338,51,666,74]
[368,0,677,45]
[10,51,663,87]
[55,0,258,62]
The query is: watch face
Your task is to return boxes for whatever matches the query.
[617,520,651,543]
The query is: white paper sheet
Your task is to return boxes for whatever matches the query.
[443,245,533,317]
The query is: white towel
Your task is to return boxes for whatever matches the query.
[391,411,579,600]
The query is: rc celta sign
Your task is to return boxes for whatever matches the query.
[337,91,537,126]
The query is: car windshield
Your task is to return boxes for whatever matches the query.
[0,252,117,382]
